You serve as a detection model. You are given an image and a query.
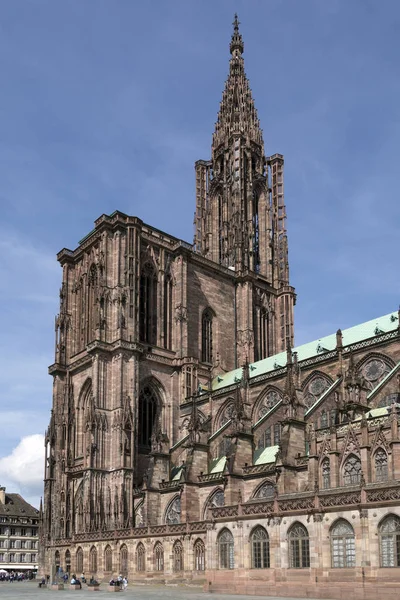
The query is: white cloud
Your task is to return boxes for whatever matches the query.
[0,434,45,508]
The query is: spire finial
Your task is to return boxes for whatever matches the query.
[230,13,244,55]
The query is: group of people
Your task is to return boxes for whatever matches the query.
[0,571,32,582]
[109,574,128,589]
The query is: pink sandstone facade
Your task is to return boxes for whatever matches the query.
[40,16,400,600]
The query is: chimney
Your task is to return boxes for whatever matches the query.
[0,487,5,505]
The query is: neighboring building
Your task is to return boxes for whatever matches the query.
[41,16,400,599]
[0,486,39,572]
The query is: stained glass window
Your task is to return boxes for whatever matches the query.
[304,376,330,408]
[202,309,213,363]
[343,455,361,486]
[258,391,281,418]
[165,496,181,524]
[76,547,83,574]
[254,482,275,499]
[321,458,330,489]
[331,520,355,568]
[375,449,388,482]
[89,546,97,573]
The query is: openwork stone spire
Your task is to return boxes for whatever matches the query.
[213,16,264,152]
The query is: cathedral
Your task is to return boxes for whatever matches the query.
[41,16,400,599]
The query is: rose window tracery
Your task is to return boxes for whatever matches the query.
[258,391,281,419]
[362,359,390,390]
[219,403,235,428]
[304,376,330,409]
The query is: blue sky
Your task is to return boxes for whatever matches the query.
[0,0,399,506]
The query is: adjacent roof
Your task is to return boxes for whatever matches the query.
[212,311,399,392]
[0,493,39,517]
[254,445,279,466]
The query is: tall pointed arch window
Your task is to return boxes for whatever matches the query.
[120,545,128,576]
[194,539,205,571]
[343,455,361,486]
[154,542,164,571]
[76,547,83,574]
[136,543,145,572]
[139,262,157,345]
[173,540,184,572]
[375,448,388,482]
[288,523,310,568]
[379,515,400,567]
[331,520,355,568]
[251,526,270,569]
[104,545,113,572]
[163,272,173,350]
[89,546,97,573]
[218,528,234,569]
[138,385,158,453]
[321,458,331,489]
[201,309,213,363]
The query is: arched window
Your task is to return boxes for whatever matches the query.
[76,547,83,574]
[288,523,310,568]
[203,489,224,519]
[194,539,205,571]
[251,526,270,569]
[65,549,71,573]
[120,545,128,576]
[104,545,113,572]
[154,542,164,571]
[201,309,213,363]
[375,448,388,482]
[218,528,234,569]
[254,481,275,500]
[55,550,60,568]
[331,520,355,568]
[173,540,184,572]
[89,546,97,573]
[379,515,400,567]
[343,455,362,486]
[165,496,181,525]
[136,543,145,572]
[163,273,173,350]
[321,458,330,490]
[138,385,158,453]
[139,262,157,345]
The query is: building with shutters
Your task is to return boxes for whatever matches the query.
[40,15,400,600]
[0,486,39,573]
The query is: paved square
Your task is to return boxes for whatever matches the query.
[0,581,322,600]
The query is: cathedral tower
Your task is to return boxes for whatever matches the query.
[194,16,295,359]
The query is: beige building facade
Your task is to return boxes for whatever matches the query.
[0,486,39,572]
[41,16,400,600]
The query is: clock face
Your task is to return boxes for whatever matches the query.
[363,359,386,382]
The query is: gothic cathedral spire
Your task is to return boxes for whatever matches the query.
[194,15,289,288]
[194,16,295,360]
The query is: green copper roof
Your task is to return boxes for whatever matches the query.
[212,311,398,392]
[209,456,227,474]
[254,445,279,465]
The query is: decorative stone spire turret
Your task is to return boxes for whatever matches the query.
[193,15,295,360]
